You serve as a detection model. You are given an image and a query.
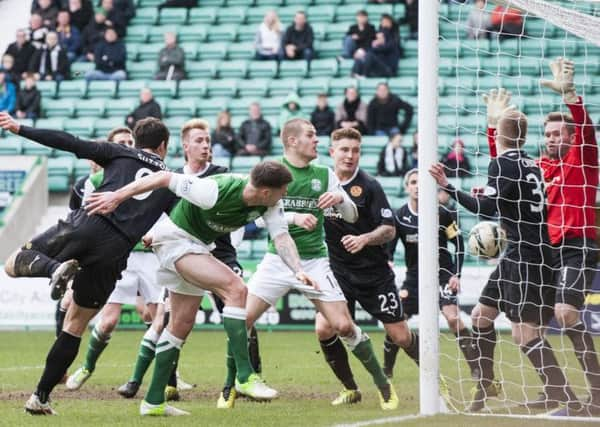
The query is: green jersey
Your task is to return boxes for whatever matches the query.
[169,174,270,244]
[267,157,330,259]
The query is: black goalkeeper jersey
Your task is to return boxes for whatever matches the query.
[19,126,175,244]
[324,168,395,279]
[389,204,464,280]
[446,149,550,260]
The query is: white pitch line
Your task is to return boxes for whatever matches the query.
[332,413,425,427]
[466,413,600,423]
[0,363,134,372]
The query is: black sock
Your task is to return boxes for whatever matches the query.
[167,353,178,388]
[14,249,59,278]
[455,328,476,367]
[472,325,496,387]
[248,326,262,374]
[320,335,358,390]
[566,322,600,395]
[36,332,81,403]
[402,332,420,365]
[55,304,66,338]
[383,334,400,374]
[521,337,578,404]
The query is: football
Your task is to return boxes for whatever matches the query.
[468,221,507,258]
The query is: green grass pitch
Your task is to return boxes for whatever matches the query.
[0,330,593,426]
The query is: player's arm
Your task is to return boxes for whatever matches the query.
[319,169,358,223]
[255,211,318,231]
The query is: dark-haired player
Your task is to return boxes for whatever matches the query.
[0,112,174,415]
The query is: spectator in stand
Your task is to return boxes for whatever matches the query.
[280,11,314,61]
[125,88,162,129]
[377,133,409,177]
[352,14,402,78]
[29,31,70,81]
[311,94,335,136]
[5,29,36,78]
[33,0,59,28]
[104,0,136,24]
[255,10,282,60]
[342,10,375,60]
[16,73,42,119]
[238,102,272,156]
[154,32,186,81]
[1,55,21,86]
[31,0,61,11]
[157,0,198,9]
[85,27,126,81]
[211,111,238,158]
[81,11,108,60]
[55,10,82,62]
[367,83,413,136]
[335,86,368,134]
[440,138,472,178]
[0,71,16,114]
[28,14,50,49]
[279,91,306,129]
[69,0,94,32]
[100,0,127,37]
[489,4,524,40]
[466,0,490,40]
[399,0,418,40]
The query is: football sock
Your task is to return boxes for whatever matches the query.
[167,355,178,388]
[13,249,59,278]
[343,325,388,388]
[320,335,358,390]
[145,329,183,405]
[224,340,237,388]
[383,334,400,374]
[456,328,477,369]
[36,331,81,403]
[521,337,579,405]
[403,331,420,365]
[131,326,159,384]
[222,306,253,383]
[55,303,66,338]
[83,325,111,373]
[248,326,262,374]
[472,325,496,388]
[566,322,600,395]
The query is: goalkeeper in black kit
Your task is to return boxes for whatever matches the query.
[429,93,585,414]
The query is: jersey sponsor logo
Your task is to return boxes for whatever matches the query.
[520,158,537,168]
[350,185,362,197]
[311,179,322,192]
[137,152,166,169]
[132,168,154,201]
[381,208,392,218]
[283,197,318,211]
[323,207,341,219]
[206,219,244,233]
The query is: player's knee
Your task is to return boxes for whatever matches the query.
[222,276,247,306]
[315,316,335,340]
[445,314,460,332]
[554,304,579,329]
[4,250,19,277]
[99,315,119,334]
[333,319,355,338]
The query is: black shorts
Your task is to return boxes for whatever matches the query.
[27,209,132,309]
[551,239,598,309]
[401,273,456,319]
[479,256,554,325]
[333,268,404,324]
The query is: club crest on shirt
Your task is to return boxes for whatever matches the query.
[311,179,322,192]
[350,185,362,197]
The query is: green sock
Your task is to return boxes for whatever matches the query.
[83,325,110,372]
[352,337,389,388]
[145,330,183,405]
[222,307,253,383]
[224,339,237,387]
[130,327,159,384]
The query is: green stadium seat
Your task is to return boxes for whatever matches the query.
[480,56,511,75]
[439,95,465,115]
[177,42,198,61]
[260,97,285,116]
[167,136,181,156]
[227,42,255,60]
[525,18,555,38]
[22,137,56,156]
[252,239,267,260]
[197,42,228,60]
[130,8,158,26]
[238,78,269,98]
[393,3,406,19]
[139,0,163,7]
[237,25,258,42]
[237,240,252,260]
[231,156,261,173]
[307,5,335,23]
[217,60,248,78]
[268,79,298,97]
[217,7,247,24]
[95,117,125,136]
[158,8,188,25]
[501,75,534,96]
[0,136,22,155]
[402,40,418,58]
[74,158,91,179]
[228,98,255,116]
[48,156,74,177]
[178,79,207,98]
[167,156,185,170]
[197,97,229,117]
[376,176,402,197]
[519,38,548,58]
[315,40,340,59]
[148,80,178,98]
[42,98,75,118]
[245,6,273,24]
[472,75,502,96]
[335,4,365,22]
[186,60,218,79]
[104,99,137,117]
[48,175,71,192]
[278,60,308,78]
[86,80,117,99]
[324,22,347,41]
[512,57,542,77]
[75,99,106,117]
[388,77,417,97]
[118,80,146,99]
[165,98,197,117]
[58,80,87,99]
[439,39,463,58]
[64,117,96,136]
[358,78,384,99]
[164,117,190,135]
[547,38,579,58]
[309,58,338,78]
[126,43,139,62]
[311,22,326,41]
[148,25,178,43]
[247,61,278,78]
[207,79,239,97]
[489,38,520,57]
[198,0,225,6]
[178,26,207,43]
[287,0,313,6]
[124,26,149,43]
[365,4,393,20]
[126,60,157,80]
[206,24,238,42]
[361,135,387,155]
[30,80,56,99]
[438,57,457,77]
[188,7,217,25]
[298,77,329,96]
[137,43,163,61]
[277,6,305,23]
[460,38,490,57]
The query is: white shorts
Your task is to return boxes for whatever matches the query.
[248,253,346,306]
[152,216,214,297]
[107,251,162,305]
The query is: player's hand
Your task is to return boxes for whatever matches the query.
[540,57,577,103]
[429,163,449,188]
[470,186,485,198]
[482,88,516,128]
[142,235,153,248]
[293,213,318,231]
[85,191,123,215]
[295,271,320,291]
[0,112,20,134]
[341,234,368,254]
[448,275,460,293]
[317,191,343,209]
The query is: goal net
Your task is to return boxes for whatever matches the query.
[434,0,600,418]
